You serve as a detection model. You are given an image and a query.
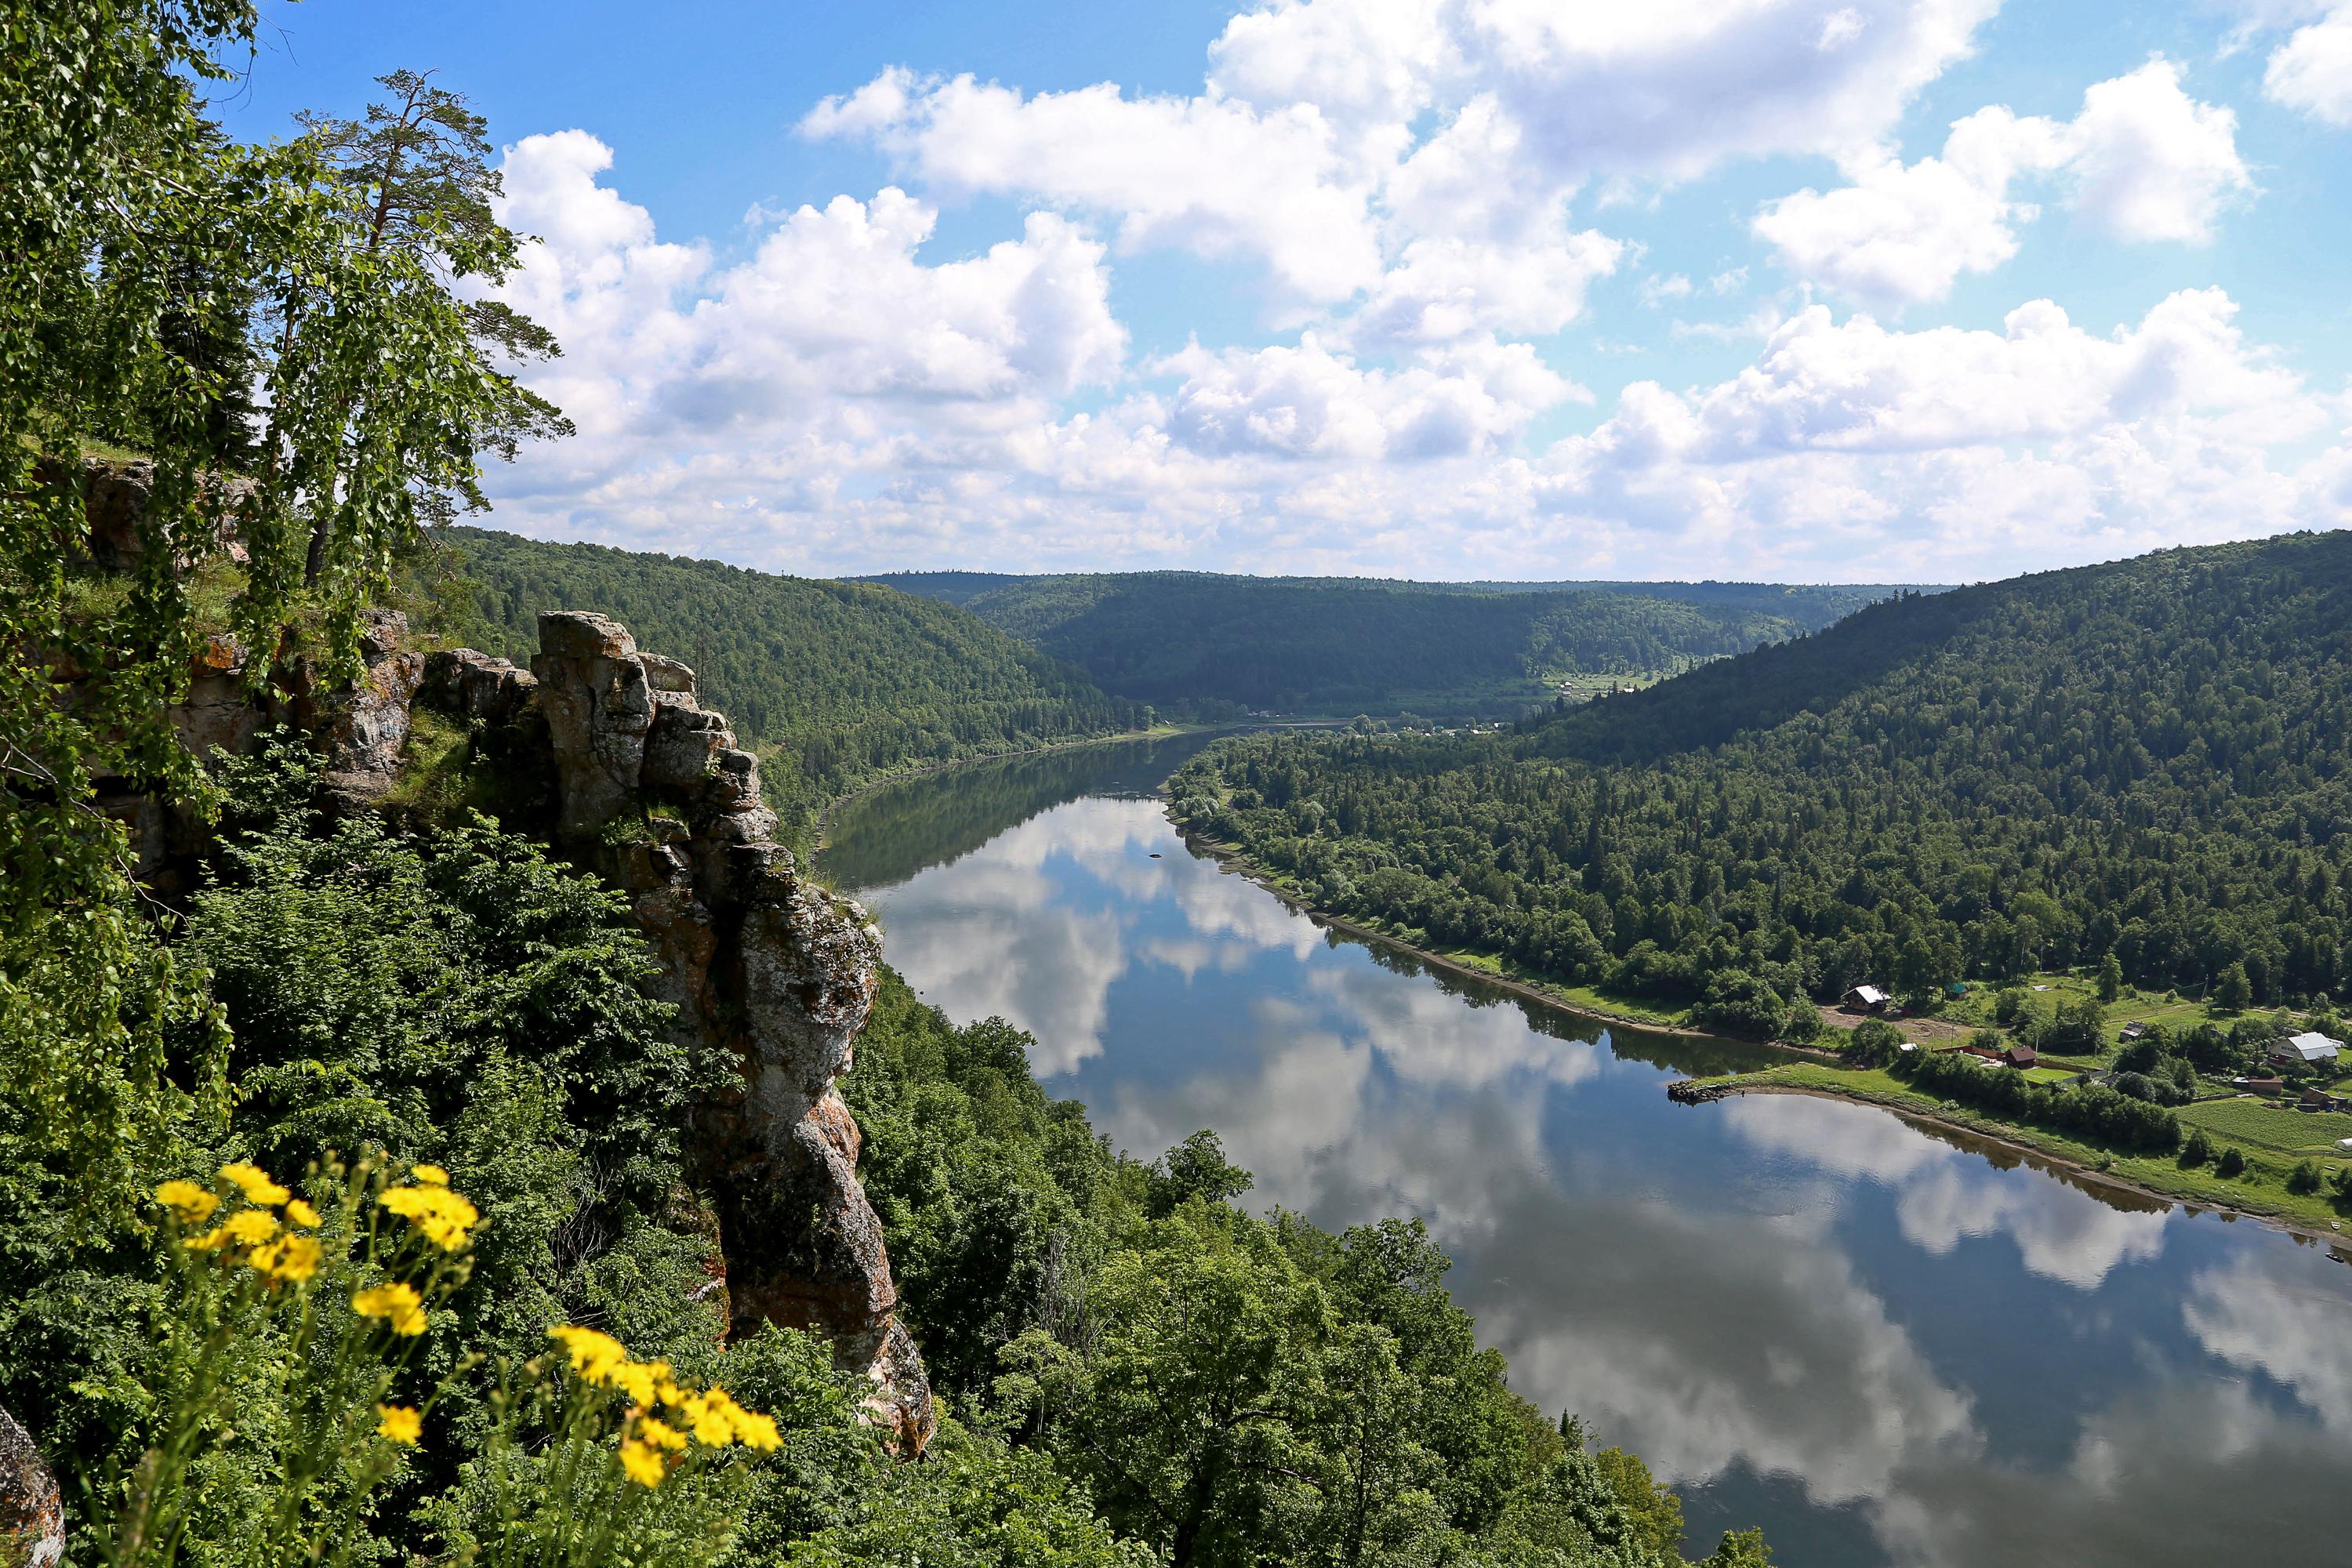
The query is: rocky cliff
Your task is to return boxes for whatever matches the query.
[424,614,935,1448]
[134,605,935,1448]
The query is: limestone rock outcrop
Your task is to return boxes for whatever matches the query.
[74,456,252,571]
[0,1405,63,1568]
[424,612,935,1449]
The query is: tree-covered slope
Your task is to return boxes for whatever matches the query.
[437,528,1145,839]
[1173,532,2352,1026]
[897,572,1863,715]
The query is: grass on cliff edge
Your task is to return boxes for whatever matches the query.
[1705,1061,2352,1232]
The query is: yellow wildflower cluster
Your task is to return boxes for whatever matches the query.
[376,1404,423,1446]
[220,1162,291,1206]
[544,1324,785,1488]
[158,1164,327,1286]
[155,1179,218,1224]
[379,1174,479,1252]
[352,1282,428,1337]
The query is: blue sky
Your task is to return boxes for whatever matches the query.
[219,1,2352,583]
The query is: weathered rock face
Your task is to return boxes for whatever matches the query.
[0,1405,63,1568]
[427,612,935,1449]
[280,609,426,810]
[75,456,252,572]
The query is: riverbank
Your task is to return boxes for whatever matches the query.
[1167,809,2352,1252]
[1169,814,1842,1056]
[1693,1065,2352,1251]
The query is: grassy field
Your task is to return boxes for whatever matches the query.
[2180,1097,2352,1153]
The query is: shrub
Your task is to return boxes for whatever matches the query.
[2216,1147,2246,1178]
[2288,1160,2323,1196]
[1841,1019,1904,1067]
[2180,1128,2215,1167]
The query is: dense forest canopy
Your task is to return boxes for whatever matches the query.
[437,528,1148,840]
[1173,532,2352,1035]
[852,570,1895,717]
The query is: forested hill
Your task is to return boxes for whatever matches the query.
[853,570,1893,717]
[1172,532,2352,1031]
[436,528,1145,840]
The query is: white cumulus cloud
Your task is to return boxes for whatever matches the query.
[1755,60,2249,305]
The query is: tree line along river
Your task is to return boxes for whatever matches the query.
[821,731,2352,1568]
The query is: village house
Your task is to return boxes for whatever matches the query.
[1842,984,1890,1014]
[2119,1021,2150,1041]
[2267,1031,2345,1073]
[2001,1042,2038,1069]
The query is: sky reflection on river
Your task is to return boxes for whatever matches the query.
[826,739,2352,1568]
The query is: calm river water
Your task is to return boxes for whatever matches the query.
[823,733,2352,1568]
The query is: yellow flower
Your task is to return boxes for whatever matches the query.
[637,1415,688,1452]
[731,1407,782,1454]
[378,1185,479,1251]
[612,1359,668,1409]
[283,1198,321,1229]
[351,1282,428,1336]
[376,1404,423,1446]
[617,1439,666,1488]
[183,1209,278,1252]
[154,1180,219,1224]
[250,1233,323,1286]
[694,1386,782,1451]
[219,1162,291,1207]
[410,1163,450,1186]
[548,1325,627,1385]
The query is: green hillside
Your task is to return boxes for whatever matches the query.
[437,528,1146,840]
[853,570,1886,718]
[1174,532,2352,1023]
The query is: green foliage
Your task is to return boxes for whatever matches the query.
[2,2,565,1219]
[434,528,1147,841]
[1896,1050,2180,1153]
[2214,961,2253,1013]
[2097,953,2123,1004]
[1593,1446,1686,1559]
[1842,1019,1906,1067]
[784,1425,1148,1567]
[911,571,1865,717]
[1175,535,2352,1027]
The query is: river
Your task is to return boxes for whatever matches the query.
[822,732,2352,1568]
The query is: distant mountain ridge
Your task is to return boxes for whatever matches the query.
[1174,530,2352,1018]
[850,568,1914,717]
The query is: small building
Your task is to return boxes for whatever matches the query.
[2120,1021,2150,1041]
[2300,1087,2348,1112]
[2002,1043,2038,1069]
[1842,984,1890,1014]
[2239,1076,2287,1097]
[2268,1032,2346,1072]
